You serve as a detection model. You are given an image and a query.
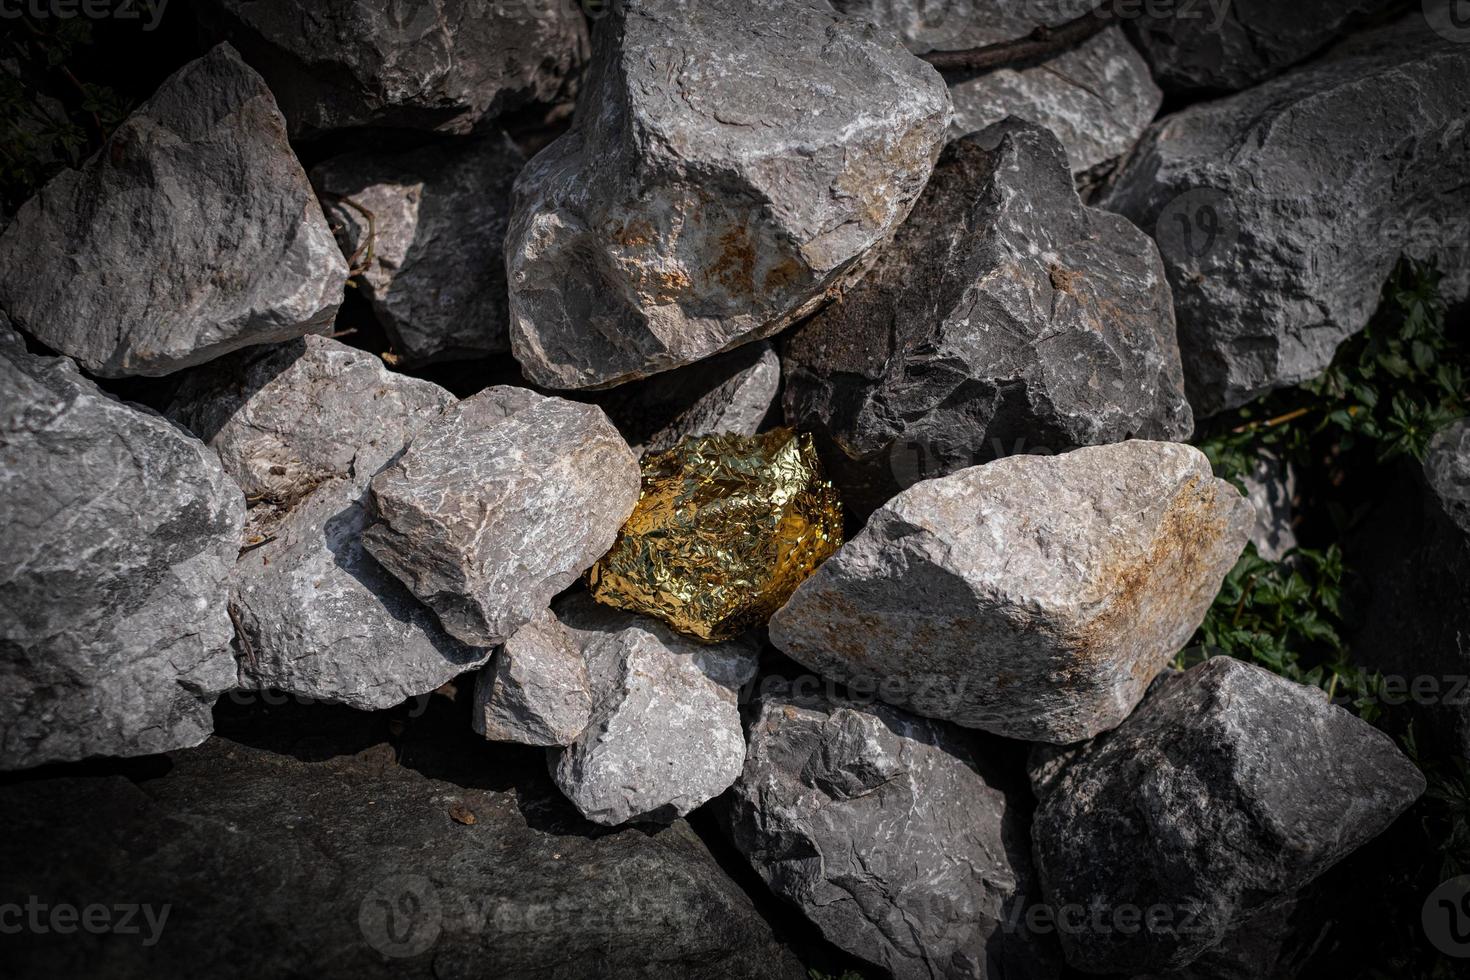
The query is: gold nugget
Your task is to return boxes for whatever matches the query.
[588,428,843,642]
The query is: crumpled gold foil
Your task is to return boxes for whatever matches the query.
[588,428,843,642]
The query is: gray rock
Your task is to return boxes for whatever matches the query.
[1030,656,1424,974]
[1104,11,1470,414]
[831,0,1162,173]
[783,119,1192,494]
[0,723,807,979]
[769,441,1252,743]
[550,595,760,826]
[505,0,952,390]
[311,132,526,367]
[1125,0,1395,94]
[1240,452,1298,562]
[231,477,490,710]
[727,680,1059,980]
[0,325,243,769]
[169,334,454,511]
[473,608,592,747]
[364,387,641,647]
[1426,419,1470,537]
[196,0,589,137]
[0,45,345,378]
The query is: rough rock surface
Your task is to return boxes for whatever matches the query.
[196,0,589,136]
[831,0,1162,173]
[364,387,641,647]
[1104,12,1470,413]
[170,336,484,709]
[473,608,592,747]
[311,133,526,366]
[727,681,1058,980]
[0,323,243,769]
[1240,452,1298,562]
[0,708,807,979]
[505,0,952,390]
[1126,0,1394,94]
[769,441,1252,743]
[635,343,781,455]
[1030,656,1424,974]
[783,119,1191,491]
[169,335,454,510]
[1353,419,1470,757]
[0,45,344,378]
[550,595,760,826]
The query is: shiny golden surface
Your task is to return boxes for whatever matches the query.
[588,428,843,642]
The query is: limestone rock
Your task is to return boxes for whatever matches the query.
[768,441,1252,743]
[550,595,760,826]
[311,132,526,366]
[473,608,592,747]
[505,0,951,390]
[196,0,589,136]
[1126,0,1395,94]
[0,45,345,378]
[727,681,1059,980]
[831,0,1162,173]
[783,119,1191,494]
[1240,452,1298,562]
[1030,656,1424,974]
[0,325,243,768]
[364,387,641,646]
[1104,11,1470,413]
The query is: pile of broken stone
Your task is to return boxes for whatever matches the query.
[1,1,1465,978]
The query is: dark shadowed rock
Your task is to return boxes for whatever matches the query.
[769,442,1251,743]
[505,0,951,390]
[0,721,807,979]
[1104,11,1470,413]
[830,0,1161,173]
[1239,452,1298,562]
[0,45,345,378]
[0,324,243,769]
[473,608,592,747]
[549,595,760,826]
[726,680,1060,980]
[364,388,641,647]
[784,119,1191,497]
[195,0,589,136]
[1030,656,1424,974]
[1126,0,1396,94]
[311,133,526,367]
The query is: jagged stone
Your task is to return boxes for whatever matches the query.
[783,118,1191,499]
[505,0,951,390]
[0,323,243,768]
[473,608,592,747]
[311,132,526,366]
[364,387,641,646]
[1104,11,1470,413]
[769,441,1252,743]
[1030,656,1424,974]
[727,680,1060,980]
[0,45,344,378]
[195,0,589,136]
[1239,452,1298,562]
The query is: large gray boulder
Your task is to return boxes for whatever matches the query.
[0,45,345,378]
[169,336,485,710]
[830,0,1162,174]
[0,721,807,979]
[727,681,1059,980]
[196,0,589,136]
[783,119,1191,495]
[1125,0,1395,94]
[311,132,526,367]
[505,0,952,390]
[0,324,243,769]
[548,595,760,826]
[1030,656,1424,974]
[769,441,1252,743]
[1104,11,1470,413]
[364,387,641,647]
